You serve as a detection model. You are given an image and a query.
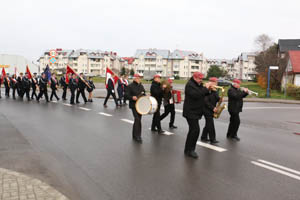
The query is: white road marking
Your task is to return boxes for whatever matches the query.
[196,141,227,152]
[175,109,183,113]
[51,101,58,103]
[257,159,300,175]
[63,103,72,107]
[252,161,300,181]
[98,112,112,117]
[121,119,134,124]
[148,128,174,136]
[79,107,91,111]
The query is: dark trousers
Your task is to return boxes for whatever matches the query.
[103,90,118,106]
[201,115,216,141]
[70,89,76,104]
[37,90,49,102]
[12,88,17,99]
[151,104,162,130]
[50,89,59,100]
[160,104,175,127]
[185,118,200,152]
[227,112,240,138]
[76,89,87,103]
[132,108,142,138]
[117,90,124,105]
[31,88,38,99]
[24,89,30,100]
[5,86,10,96]
[62,87,67,99]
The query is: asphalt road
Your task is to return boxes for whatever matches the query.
[0,92,300,200]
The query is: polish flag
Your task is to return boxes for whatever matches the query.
[26,65,32,79]
[66,65,77,84]
[105,67,119,88]
[1,68,6,84]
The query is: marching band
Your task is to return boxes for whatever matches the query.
[0,69,253,159]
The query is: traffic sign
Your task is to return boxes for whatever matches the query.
[269,66,279,70]
[49,57,57,64]
[49,50,57,57]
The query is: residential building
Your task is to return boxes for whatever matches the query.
[205,59,236,79]
[121,57,136,71]
[235,52,257,80]
[278,39,300,58]
[38,49,122,76]
[282,51,300,87]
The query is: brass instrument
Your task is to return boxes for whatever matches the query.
[223,80,259,96]
[213,86,227,119]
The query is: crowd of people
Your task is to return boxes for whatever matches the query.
[1,70,249,159]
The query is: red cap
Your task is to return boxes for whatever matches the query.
[233,78,241,84]
[193,72,204,79]
[133,74,140,78]
[168,78,173,83]
[154,74,161,78]
[209,77,218,82]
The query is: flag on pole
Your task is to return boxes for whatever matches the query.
[1,68,6,84]
[26,65,32,79]
[44,64,51,81]
[14,67,17,76]
[105,67,119,88]
[66,65,77,84]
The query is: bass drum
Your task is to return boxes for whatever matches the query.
[135,96,158,115]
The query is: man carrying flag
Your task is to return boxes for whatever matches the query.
[103,68,119,108]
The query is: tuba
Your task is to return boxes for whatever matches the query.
[213,86,227,119]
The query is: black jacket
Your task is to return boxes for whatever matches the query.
[107,78,115,93]
[227,86,248,114]
[50,77,59,90]
[78,77,87,90]
[125,81,146,109]
[162,87,173,106]
[22,77,31,90]
[87,80,95,92]
[150,81,163,105]
[60,76,68,88]
[31,77,38,89]
[204,90,220,117]
[183,78,209,119]
[69,78,78,90]
[4,77,9,87]
[117,79,124,93]
[39,77,48,91]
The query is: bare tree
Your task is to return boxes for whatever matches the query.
[254,34,273,52]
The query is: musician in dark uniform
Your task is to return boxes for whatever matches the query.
[69,73,78,105]
[22,73,31,101]
[37,73,49,102]
[125,74,146,143]
[226,79,248,141]
[123,75,129,105]
[201,77,220,144]
[76,73,88,104]
[150,74,165,134]
[31,73,38,100]
[117,76,125,106]
[183,72,210,159]
[103,74,119,107]
[87,77,96,102]
[10,74,18,100]
[160,78,177,129]
[60,74,68,100]
[50,74,60,101]
[4,74,10,97]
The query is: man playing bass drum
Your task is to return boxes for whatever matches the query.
[226,79,248,141]
[125,74,146,143]
[201,77,220,144]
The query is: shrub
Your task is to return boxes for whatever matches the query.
[287,84,300,100]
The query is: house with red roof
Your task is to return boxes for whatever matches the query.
[282,50,300,87]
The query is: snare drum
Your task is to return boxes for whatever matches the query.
[135,96,158,115]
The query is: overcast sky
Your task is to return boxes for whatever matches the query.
[0,0,299,62]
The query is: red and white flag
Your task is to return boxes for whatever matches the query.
[105,67,119,88]
[26,65,32,79]
[1,68,6,84]
[66,65,77,84]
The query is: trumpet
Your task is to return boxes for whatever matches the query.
[212,85,225,92]
[223,80,259,96]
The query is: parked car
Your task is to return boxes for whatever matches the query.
[217,79,232,86]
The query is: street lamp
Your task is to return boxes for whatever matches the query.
[267,66,279,98]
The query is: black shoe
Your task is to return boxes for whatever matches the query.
[151,128,158,132]
[157,129,165,134]
[184,151,198,159]
[133,137,143,143]
[201,138,210,142]
[169,125,177,129]
[76,101,80,104]
[210,140,219,144]
[57,98,60,101]
[91,99,93,102]
[103,104,107,108]
[232,136,240,141]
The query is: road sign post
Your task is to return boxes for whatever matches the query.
[267,66,279,98]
